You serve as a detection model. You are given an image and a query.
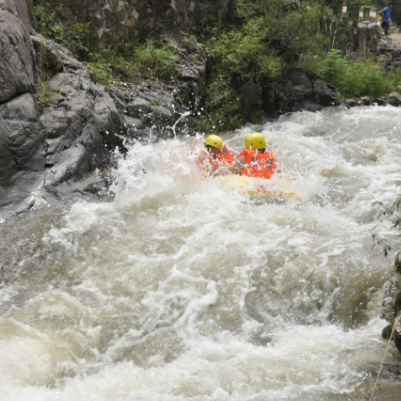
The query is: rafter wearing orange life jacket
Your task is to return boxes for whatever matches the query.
[199,135,234,172]
[219,144,234,165]
[238,149,276,179]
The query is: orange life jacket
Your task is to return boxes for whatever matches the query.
[238,149,276,179]
[198,144,234,172]
[219,144,234,165]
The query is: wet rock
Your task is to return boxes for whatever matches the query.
[292,100,323,113]
[356,100,364,106]
[288,69,312,98]
[42,72,124,186]
[0,2,36,103]
[309,76,342,107]
[346,99,357,107]
[124,116,145,130]
[380,252,401,354]
[263,68,343,115]
[127,98,152,117]
[360,96,371,106]
[376,97,388,106]
[0,93,44,215]
[123,116,146,140]
[389,93,401,106]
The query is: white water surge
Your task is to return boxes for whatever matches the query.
[1,105,401,400]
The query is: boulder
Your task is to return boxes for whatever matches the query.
[30,34,89,76]
[0,2,36,103]
[263,69,343,115]
[309,77,342,107]
[0,93,44,216]
[386,92,401,106]
[292,100,323,113]
[42,72,125,187]
[346,99,357,107]
[127,98,152,117]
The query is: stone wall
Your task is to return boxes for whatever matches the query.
[319,17,380,52]
[33,0,235,47]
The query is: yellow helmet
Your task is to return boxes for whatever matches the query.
[204,134,223,150]
[245,132,266,150]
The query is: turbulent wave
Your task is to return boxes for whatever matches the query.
[1,105,401,400]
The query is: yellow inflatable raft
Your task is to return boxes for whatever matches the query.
[220,175,302,201]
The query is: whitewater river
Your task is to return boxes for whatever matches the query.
[1,105,401,400]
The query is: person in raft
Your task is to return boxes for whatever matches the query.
[199,134,239,174]
[379,2,394,36]
[230,132,276,179]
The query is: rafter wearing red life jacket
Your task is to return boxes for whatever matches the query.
[238,149,276,179]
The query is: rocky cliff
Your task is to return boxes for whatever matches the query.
[0,0,127,219]
[33,0,235,48]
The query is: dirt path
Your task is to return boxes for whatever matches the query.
[388,32,401,46]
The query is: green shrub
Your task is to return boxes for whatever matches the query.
[302,50,401,99]
[134,42,177,79]
[85,62,113,85]
[85,42,178,84]
[197,72,264,133]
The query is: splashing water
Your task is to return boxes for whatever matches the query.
[1,105,401,401]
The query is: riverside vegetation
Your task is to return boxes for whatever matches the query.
[34,0,401,133]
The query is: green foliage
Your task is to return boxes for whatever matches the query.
[207,0,324,81]
[36,70,56,109]
[200,0,328,132]
[85,42,178,84]
[198,73,264,132]
[134,42,177,79]
[85,62,113,86]
[34,5,91,58]
[302,49,401,98]
[34,4,66,41]
[34,5,55,34]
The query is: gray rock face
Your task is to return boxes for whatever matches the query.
[380,254,401,354]
[0,93,44,215]
[0,22,125,219]
[263,68,343,114]
[41,71,125,187]
[0,2,36,103]
[127,98,152,118]
[32,0,235,48]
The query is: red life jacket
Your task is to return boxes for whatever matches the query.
[238,149,276,179]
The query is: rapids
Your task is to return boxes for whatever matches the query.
[1,105,401,400]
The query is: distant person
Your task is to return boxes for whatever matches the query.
[230,132,276,179]
[198,134,238,175]
[379,2,394,36]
